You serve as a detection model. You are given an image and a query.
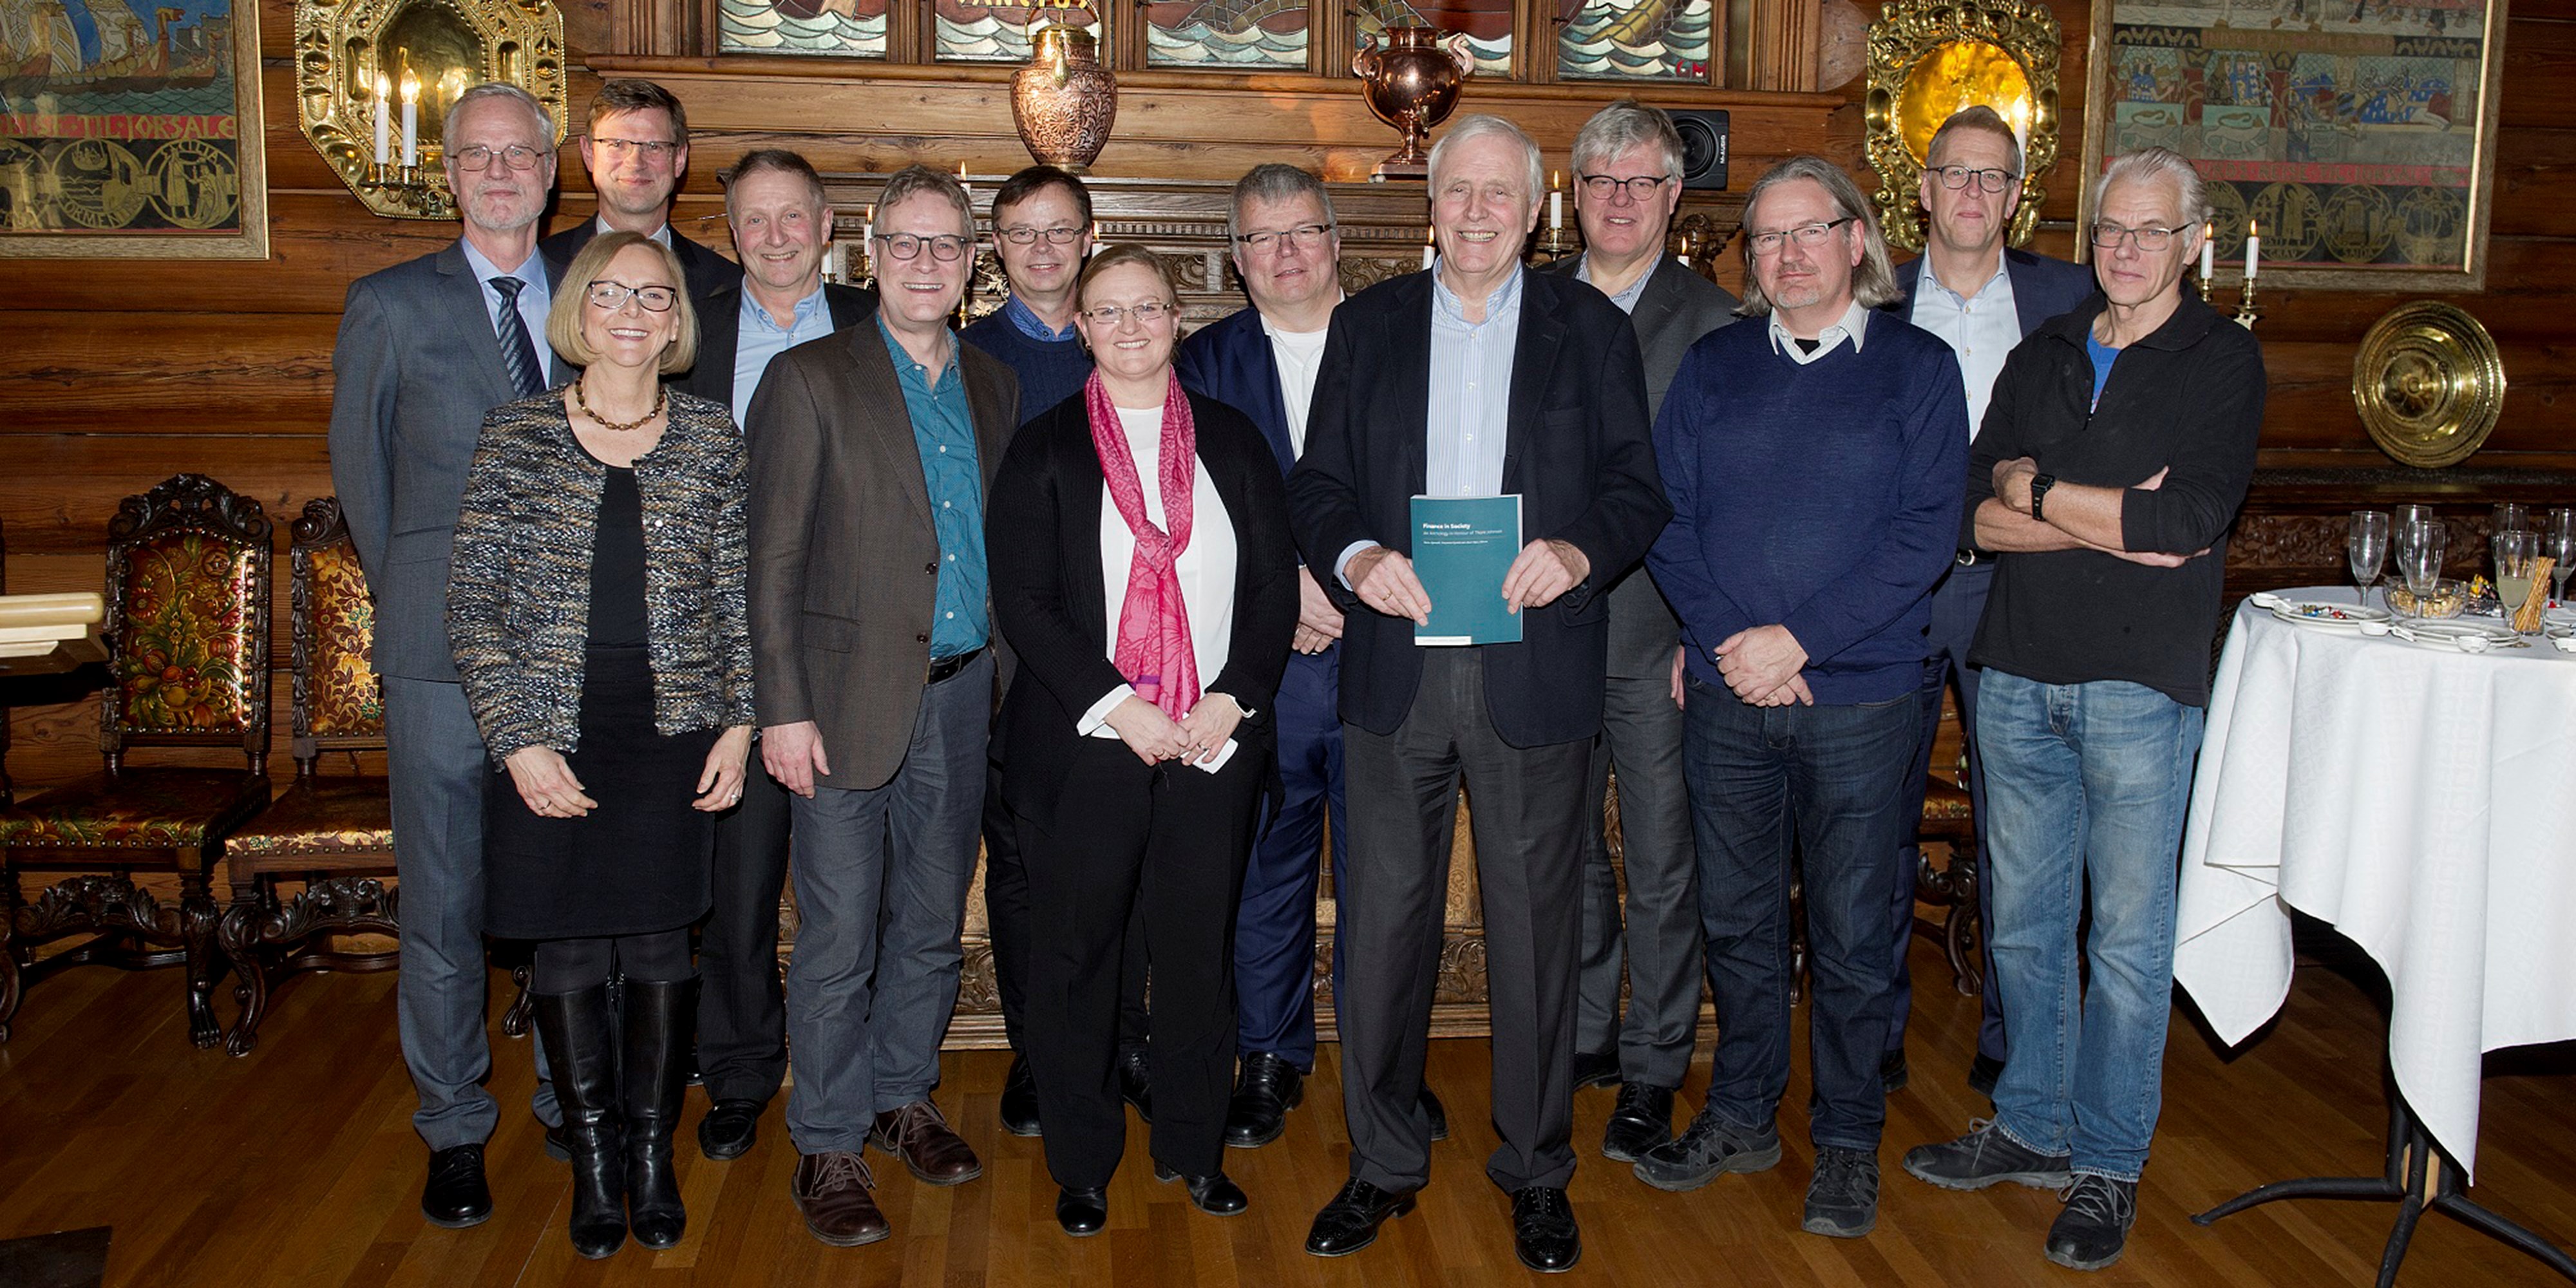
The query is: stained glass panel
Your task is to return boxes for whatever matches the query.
[936,1,1105,64]
[1354,1,1513,79]
[717,0,888,57]
[1145,0,1310,70]
[1558,0,1714,82]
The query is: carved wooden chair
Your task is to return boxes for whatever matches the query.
[1911,752,1985,998]
[0,475,274,1048]
[217,498,401,1057]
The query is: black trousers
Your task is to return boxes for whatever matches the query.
[987,764,1151,1056]
[697,755,793,1105]
[1019,737,1260,1188]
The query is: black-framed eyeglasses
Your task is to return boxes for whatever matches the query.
[591,137,677,161]
[586,280,678,312]
[1578,173,1671,202]
[1931,165,2017,193]
[1235,223,1334,252]
[997,224,1084,246]
[876,232,971,261]
[2090,222,2186,251]
[1081,300,1174,327]
[1747,216,1855,257]
[452,144,545,173]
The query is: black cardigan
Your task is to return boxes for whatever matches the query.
[986,388,1300,830]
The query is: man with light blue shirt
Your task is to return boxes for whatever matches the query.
[675,147,876,1165]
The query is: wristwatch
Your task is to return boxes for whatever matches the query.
[2028,473,2058,522]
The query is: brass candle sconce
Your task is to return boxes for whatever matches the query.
[293,0,568,219]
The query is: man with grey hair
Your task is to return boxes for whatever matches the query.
[328,79,566,1229]
[1290,113,1667,1273]
[1879,104,2095,1101]
[1634,155,1965,1242]
[1902,146,2259,1273]
[1545,97,1739,1164]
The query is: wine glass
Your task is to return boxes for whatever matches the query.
[2398,519,2447,617]
[2544,507,2575,605]
[2492,502,2530,538]
[2494,530,2541,632]
[2347,510,2389,607]
[2392,504,2434,565]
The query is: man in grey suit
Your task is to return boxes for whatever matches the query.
[1547,99,1738,1166]
[327,80,564,1229]
[746,164,1018,1249]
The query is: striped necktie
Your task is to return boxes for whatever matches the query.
[489,276,545,398]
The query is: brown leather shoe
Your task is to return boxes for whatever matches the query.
[869,1100,984,1186]
[790,1151,891,1246]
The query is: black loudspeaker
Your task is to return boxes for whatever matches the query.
[1664,109,1730,191]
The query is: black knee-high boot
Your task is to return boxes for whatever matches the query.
[623,977,696,1249]
[531,983,627,1258]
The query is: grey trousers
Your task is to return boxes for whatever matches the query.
[1576,670,1702,1089]
[1338,649,1589,1195]
[782,654,989,1155]
[384,676,556,1148]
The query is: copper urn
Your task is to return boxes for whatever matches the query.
[1012,21,1119,175]
[1352,25,1475,178]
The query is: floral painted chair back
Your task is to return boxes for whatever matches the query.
[100,475,272,772]
[289,498,383,764]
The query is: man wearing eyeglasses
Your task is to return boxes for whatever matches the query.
[1634,156,1965,1244]
[963,164,1097,421]
[1541,99,1739,1167]
[1877,106,2095,1105]
[1902,147,2259,1274]
[329,80,570,1232]
[539,79,741,304]
[743,164,1018,1248]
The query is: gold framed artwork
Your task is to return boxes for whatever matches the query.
[1864,0,2065,254]
[0,0,269,258]
[2076,0,2507,290]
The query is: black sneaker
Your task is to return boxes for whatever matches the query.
[1631,1106,1781,1192]
[2046,1175,2137,1271]
[1802,1146,1879,1238]
[1901,1120,2072,1192]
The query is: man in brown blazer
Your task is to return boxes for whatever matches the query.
[745,164,1019,1249]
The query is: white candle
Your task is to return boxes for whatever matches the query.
[399,70,419,169]
[1090,220,1103,258]
[2199,222,2213,280]
[956,163,971,203]
[1421,229,1435,271]
[372,74,390,167]
[2246,219,2260,280]
[1549,171,1563,232]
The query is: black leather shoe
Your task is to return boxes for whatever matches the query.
[999,1052,1043,1137]
[532,983,628,1260]
[1967,1052,2004,1099]
[1881,1048,1911,1094]
[1154,1162,1249,1215]
[1056,1186,1109,1237]
[1510,1184,1582,1273]
[1569,1048,1622,1090]
[1117,1047,1153,1124]
[422,1144,493,1229]
[1602,1082,1676,1162]
[1421,1086,1449,1142]
[699,1097,762,1161]
[1305,1179,1417,1256]
[1225,1052,1304,1148]
[621,978,696,1250]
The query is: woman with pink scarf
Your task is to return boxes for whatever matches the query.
[987,244,1300,1238]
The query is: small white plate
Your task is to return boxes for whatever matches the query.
[2389,620,2524,652]
[2265,598,2392,631]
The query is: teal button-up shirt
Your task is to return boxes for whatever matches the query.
[878,317,989,659]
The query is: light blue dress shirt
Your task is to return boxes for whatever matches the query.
[1907,256,2020,439]
[458,237,553,373]
[1002,294,1081,343]
[1425,265,1524,498]
[878,318,989,659]
[732,284,835,429]
[1575,253,1654,316]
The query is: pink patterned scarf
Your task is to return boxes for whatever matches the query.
[1086,370,1201,721]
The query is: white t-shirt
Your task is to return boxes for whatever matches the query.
[1079,404,1238,737]
[1265,319,1332,459]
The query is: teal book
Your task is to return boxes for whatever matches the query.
[1411,494,1523,646]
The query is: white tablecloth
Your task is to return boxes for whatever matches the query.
[2174,591,2576,1177]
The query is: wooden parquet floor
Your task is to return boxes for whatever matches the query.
[2,939,2570,1287]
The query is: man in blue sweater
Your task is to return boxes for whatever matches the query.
[961,165,1097,421]
[1634,155,1967,1241]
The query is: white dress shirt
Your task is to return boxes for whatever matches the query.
[1078,404,1238,737]
[1766,296,1874,365]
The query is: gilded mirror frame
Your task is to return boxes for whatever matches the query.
[1864,0,2063,254]
[294,0,568,220]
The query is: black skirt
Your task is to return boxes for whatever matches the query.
[484,645,720,940]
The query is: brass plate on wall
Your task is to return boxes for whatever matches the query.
[293,0,568,219]
[2353,301,2506,470]
[1862,0,2061,253]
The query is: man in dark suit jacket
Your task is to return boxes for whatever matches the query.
[1288,116,1669,1274]
[1879,106,2097,1100]
[672,147,873,1167]
[746,166,1016,1250]
[538,79,741,305]
[1543,100,1740,1167]
[327,81,567,1231]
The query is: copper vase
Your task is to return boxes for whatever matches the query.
[1012,23,1118,175]
[1351,25,1474,179]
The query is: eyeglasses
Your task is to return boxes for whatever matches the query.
[1578,173,1671,202]
[2090,222,2187,251]
[451,144,545,172]
[586,280,677,312]
[1931,165,2017,193]
[876,232,971,261]
[1235,223,1334,252]
[1746,216,1855,257]
[1081,300,1174,327]
[591,137,677,162]
[997,224,1083,246]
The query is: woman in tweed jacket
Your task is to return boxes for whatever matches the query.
[448,231,752,1260]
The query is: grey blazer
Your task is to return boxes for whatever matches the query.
[744,323,1019,791]
[327,241,568,683]
[1548,254,1740,677]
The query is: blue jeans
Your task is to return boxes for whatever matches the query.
[1977,670,2203,1182]
[1684,677,1917,1151]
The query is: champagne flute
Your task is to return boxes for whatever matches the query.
[2398,519,2447,618]
[2347,510,2389,607]
[2494,530,2541,632]
[2392,504,2434,568]
[2544,507,2575,605]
